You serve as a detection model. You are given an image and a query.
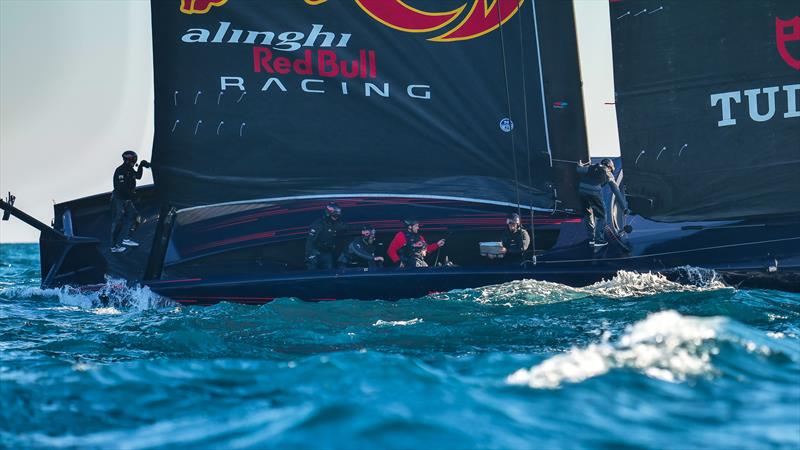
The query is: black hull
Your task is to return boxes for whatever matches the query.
[147,265,800,306]
[4,190,798,305]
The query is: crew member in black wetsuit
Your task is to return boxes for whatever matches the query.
[387,219,445,268]
[499,213,531,261]
[576,158,629,247]
[338,226,384,268]
[110,150,150,253]
[305,202,347,270]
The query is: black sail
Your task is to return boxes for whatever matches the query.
[610,0,800,222]
[150,0,588,210]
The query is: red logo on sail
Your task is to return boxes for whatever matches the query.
[180,0,228,15]
[776,16,800,70]
[310,0,525,42]
[181,0,526,41]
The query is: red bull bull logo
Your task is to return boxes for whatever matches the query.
[319,0,525,42]
[180,0,228,15]
[182,0,525,42]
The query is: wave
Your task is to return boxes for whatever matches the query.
[581,268,728,298]
[0,277,175,311]
[456,268,730,308]
[506,310,796,389]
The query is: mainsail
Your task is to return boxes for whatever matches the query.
[610,0,800,222]
[150,0,588,210]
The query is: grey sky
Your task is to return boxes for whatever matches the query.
[0,0,618,243]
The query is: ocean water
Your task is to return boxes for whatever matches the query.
[1,243,799,449]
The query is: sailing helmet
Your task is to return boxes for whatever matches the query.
[403,218,419,228]
[122,150,138,163]
[600,158,615,172]
[324,202,342,219]
[361,226,376,239]
[506,213,522,225]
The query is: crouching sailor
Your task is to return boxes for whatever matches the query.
[110,150,150,253]
[305,202,347,270]
[576,158,629,247]
[387,219,445,268]
[338,226,384,268]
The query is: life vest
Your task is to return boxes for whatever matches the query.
[398,231,426,262]
[579,164,610,195]
[584,164,609,186]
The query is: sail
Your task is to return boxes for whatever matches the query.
[150,0,588,209]
[610,0,800,222]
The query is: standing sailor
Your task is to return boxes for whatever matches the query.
[305,202,347,270]
[337,226,384,268]
[576,158,629,247]
[110,150,150,253]
[387,219,445,268]
[500,213,531,261]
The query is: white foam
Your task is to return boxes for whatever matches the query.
[581,269,728,298]
[373,318,423,327]
[2,277,174,311]
[462,268,729,308]
[507,310,724,389]
[476,279,584,306]
[0,286,64,299]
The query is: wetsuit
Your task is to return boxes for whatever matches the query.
[387,231,440,268]
[501,227,531,261]
[337,237,380,268]
[576,164,628,243]
[305,215,347,270]
[110,162,144,247]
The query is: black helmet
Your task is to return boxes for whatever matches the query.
[324,202,342,218]
[600,158,615,172]
[403,218,419,227]
[122,150,138,162]
[361,226,376,239]
[506,213,521,225]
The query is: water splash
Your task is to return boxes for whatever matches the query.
[449,269,730,307]
[1,277,174,311]
[507,310,726,388]
[581,269,728,298]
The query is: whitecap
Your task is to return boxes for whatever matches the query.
[0,286,64,299]
[90,307,123,315]
[456,267,729,308]
[507,310,723,389]
[581,269,728,298]
[475,278,584,306]
[373,318,423,327]
[2,276,175,311]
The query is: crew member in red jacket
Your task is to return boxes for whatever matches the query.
[387,219,445,267]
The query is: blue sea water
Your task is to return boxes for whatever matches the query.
[1,243,799,449]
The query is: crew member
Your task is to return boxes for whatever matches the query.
[305,202,347,270]
[337,226,384,268]
[110,150,150,253]
[499,213,531,261]
[387,219,445,268]
[576,158,629,247]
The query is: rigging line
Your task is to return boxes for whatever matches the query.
[516,0,536,260]
[530,0,552,167]
[535,236,800,265]
[496,0,522,213]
